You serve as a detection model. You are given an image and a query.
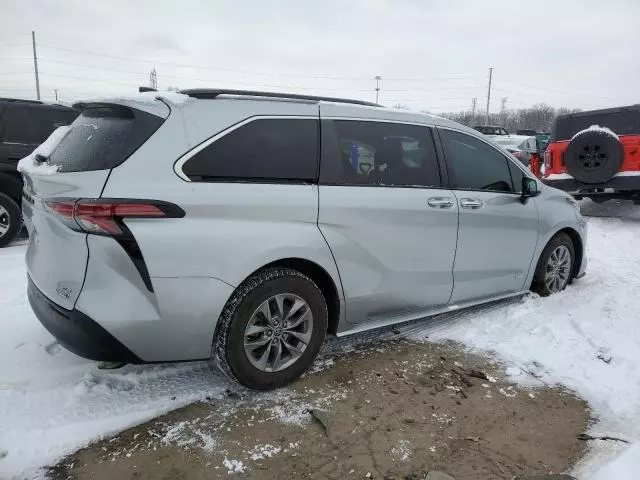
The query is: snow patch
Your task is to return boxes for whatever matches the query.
[390,439,412,462]
[247,443,282,460]
[591,443,640,479]
[17,126,69,175]
[81,91,191,108]
[571,124,619,141]
[223,458,245,474]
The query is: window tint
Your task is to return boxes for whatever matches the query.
[441,129,513,192]
[182,118,318,182]
[321,120,440,187]
[1,106,77,145]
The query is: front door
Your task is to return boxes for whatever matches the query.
[318,108,458,325]
[438,128,540,304]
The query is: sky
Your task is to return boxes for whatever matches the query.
[1,0,639,113]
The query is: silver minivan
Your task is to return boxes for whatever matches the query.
[22,90,587,390]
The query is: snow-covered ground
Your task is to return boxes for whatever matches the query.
[0,241,228,479]
[406,205,640,479]
[1,206,640,478]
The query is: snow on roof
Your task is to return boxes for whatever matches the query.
[74,91,191,117]
[571,124,619,141]
[16,126,69,175]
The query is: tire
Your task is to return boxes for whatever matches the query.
[532,233,575,297]
[0,192,21,248]
[564,130,623,184]
[213,267,328,390]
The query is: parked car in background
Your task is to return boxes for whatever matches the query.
[517,129,538,136]
[0,98,78,246]
[492,135,538,166]
[23,90,586,390]
[535,133,551,152]
[542,105,640,203]
[474,125,509,136]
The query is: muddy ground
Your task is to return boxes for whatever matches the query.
[50,340,590,480]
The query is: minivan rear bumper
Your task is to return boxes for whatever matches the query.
[27,277,141,363]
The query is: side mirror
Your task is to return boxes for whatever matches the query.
[521,177,540,203]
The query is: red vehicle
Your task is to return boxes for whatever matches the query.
[541,105,640,202]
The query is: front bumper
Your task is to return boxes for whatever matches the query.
[28,277,141,363]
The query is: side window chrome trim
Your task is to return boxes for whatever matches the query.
[173,115,318,182]
[322,116,436,128]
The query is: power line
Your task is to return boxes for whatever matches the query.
[39,44,370,80]
[38,44,490,84]
[495,80,621,101]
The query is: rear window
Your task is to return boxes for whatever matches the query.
[552,107,640,141]
[49,106,164,172]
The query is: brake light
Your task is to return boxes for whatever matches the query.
[544,151,552,170]
[45,199,184,236]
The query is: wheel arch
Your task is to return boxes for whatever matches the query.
[557,227,584,279]
[534,227,584,280]
[239,257,343,335]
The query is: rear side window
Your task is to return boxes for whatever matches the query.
[320,120,441,187]
[49,106,164,172]
[441,129,513,192]
[182,118,318,182]
[1,105,77,145]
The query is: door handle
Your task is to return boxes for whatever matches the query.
[460,198,483,209]
[427,197,455,209]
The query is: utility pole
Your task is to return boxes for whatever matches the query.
[54,89,58,102]
[374,75,382,104]
[32,31,41,100]
[500,97,507,127]
[485,67,493,125]
[149,68,158,90]
[471,97,477,125]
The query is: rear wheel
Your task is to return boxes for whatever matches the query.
[0,193,21,248]
[532,233,575,296]
[213,267,327,390]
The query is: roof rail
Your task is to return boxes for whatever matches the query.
[179,89,379,107]
[0,97,43,105]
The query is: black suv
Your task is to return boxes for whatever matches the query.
[0,98,78,246]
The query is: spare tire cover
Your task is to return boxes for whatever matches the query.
[564,130,623,184]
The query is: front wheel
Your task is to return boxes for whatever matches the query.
[213,267,327,390]
[532,233,575,296]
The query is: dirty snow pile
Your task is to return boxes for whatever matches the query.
[406,209,640,479]
[16,126,69,175]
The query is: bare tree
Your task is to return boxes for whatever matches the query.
[433,103,581,133]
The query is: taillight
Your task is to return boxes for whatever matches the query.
[544,151,552,170]
[45,200,81,230]
[45,199,184,236]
